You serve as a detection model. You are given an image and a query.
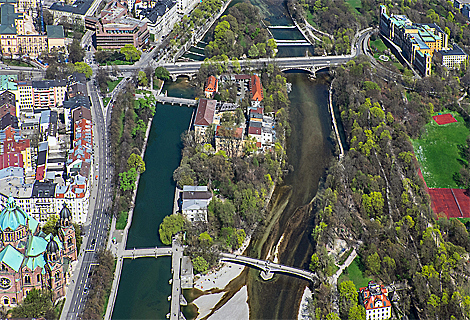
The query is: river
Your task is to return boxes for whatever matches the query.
[112,1,335,318]
[112,78,195,320]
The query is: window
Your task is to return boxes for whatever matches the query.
[37,274,40,283]
[24,274,30,284]
[3,297,8,305]
[11,297,15,304]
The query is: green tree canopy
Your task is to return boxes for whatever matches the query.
[120,44,141,62]
[155,66,170,80]
[159,214,185,245]
[128,153,146,173]
[74,62,92,78]
[9,289,56,319]
[192,256,209,273]
[119,167,138,192]
[208,198,236,227]
[137,71,148,87]
[42,215,58,235]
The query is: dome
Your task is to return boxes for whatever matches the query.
[59,203,71,221]
[0,196,31,232]
[46,239,59,254]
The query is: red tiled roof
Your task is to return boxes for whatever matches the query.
[35,165,45,181]
[250,107,264,115]
[250,75,264,102]
[248,127,261,135]
[205,76,218,93]
[194,99,216,126]
[235,75,250,80]
[360,282,391,311]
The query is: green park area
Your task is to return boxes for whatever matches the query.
[346,0,361,13]
[107,77,123,92]
[339,257,372,290]
[412,112,469,188]
[370,38,386,53]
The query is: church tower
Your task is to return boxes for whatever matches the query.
[58,203,77,261]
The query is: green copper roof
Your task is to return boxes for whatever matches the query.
[0,4,21,35]
[23,255,46,274]
[26,236,48,257]
[0,196,38,233]
[53,235,63,250]
[0,245,24,272]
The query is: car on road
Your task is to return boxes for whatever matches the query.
[91,239,96,246]
[84,287,89,294]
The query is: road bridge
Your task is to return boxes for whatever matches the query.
[155,96,197,106]
[219,253,318,282]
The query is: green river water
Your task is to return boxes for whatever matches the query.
[111,1,335,317]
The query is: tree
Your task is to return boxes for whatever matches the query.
[198,231,213,246]
[137,71,148,87]
[127,153,146,173]
[208,198,236,227]
[74,62,92,78]
[119,167,137,192]
[42,215,58,235]
[365,252,381,275]
[68,39,84,63]
[348,305,366,320]
[192,256,209,273]
[155,66,170,80]
[361,192,384,217]
[173,164,196,188]
[248,44,259,58]
[120,44,141,62]
[158,214,185,245]
[9,289,56,319]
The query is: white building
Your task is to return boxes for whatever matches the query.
[181,186,212,222]
[360,281,392,320]
[138,0,178,41]
[436,44,468,70]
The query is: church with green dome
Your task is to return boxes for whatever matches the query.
[0,196,77,307]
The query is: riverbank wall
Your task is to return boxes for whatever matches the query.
[328,79,345,159]
[104,80,165,320]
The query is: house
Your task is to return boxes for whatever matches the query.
[181,186,212,222]
[250,75,264,107]
[46,25,65,52]
[49,0,100,25]
[204,76,218,98]
[359,281,392,320]
[138,0,177,40]
[194,99,216,139]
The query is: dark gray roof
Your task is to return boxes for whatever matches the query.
[32,79,66,89]
[32,182,57,198]
[0,4,21,34]
[0,113,18,130]
[68,72,87,85]
[140,0,176,23]
[46,239,59,254]
[46,25,64,39]
[59,203,72,220]
[182,190,212,200]
[439,44,467,56]
[63,95,91,110]
[49,0,94,15]
[249,121,262,128]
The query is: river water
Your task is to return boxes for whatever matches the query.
[112,0,335,317]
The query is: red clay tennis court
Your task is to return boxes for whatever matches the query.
[432,113,458,125]
[429,188,470,218]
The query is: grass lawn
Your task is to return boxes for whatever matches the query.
[346,0,361,14]
[103,97,111,107]
[136,89,152,95]
[412,111,469,188]
[107,77,123,92]
[106,60,134,66]
[370,38,387,53]
[3,59,31,67]
[115,211,128,230]
[338,257,372,290]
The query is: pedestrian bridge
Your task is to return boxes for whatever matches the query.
[122,247,172,259]
[219,253,318,282]
[155,96,197,106]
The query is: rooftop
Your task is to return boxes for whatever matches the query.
[194,99,216,127]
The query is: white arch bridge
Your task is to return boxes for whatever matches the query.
[219,252,318,282]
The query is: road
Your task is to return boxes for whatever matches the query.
[59,56,113,320]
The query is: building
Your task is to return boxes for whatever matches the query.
[49,0,101,25]
[181,185,212,222]
[0,196,77,307]
[92,0,149,50]
[194,99,216,138]
[0,4,62,58]
[454,0,470,9]
[138,0,177,40]
[379,5,449,76]
[46,25,65,52]
[359,281,392,320]
[250,75,264,107]
[204,75,218,98]
[435,44,468,69]
[17,80,67,111]
[463,3,470,19]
